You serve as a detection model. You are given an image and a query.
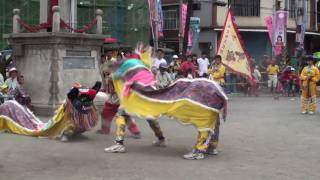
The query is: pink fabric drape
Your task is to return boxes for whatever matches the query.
[123,70,156,97]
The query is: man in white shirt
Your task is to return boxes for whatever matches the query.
[253,65,261,82]
[153,49,167,69]
[197,52,209,77]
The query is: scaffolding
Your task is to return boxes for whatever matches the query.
[77,0,150,46]
[0,0,40,49]
[0,0,150,50]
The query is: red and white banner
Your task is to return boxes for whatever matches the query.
[157,0,164,38]
[264,16,273,42]
[148,0,164,39]
[217,8,253,80]
[148,0,155,39]
[181,3,187,37]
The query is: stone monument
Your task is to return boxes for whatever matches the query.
[4,0,105,115]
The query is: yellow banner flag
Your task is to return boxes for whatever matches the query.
[217,9,252,80]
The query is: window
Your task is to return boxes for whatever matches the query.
[163,9,178,30]
[289,0,296,19]
[228,0,260,17]
[317,1,320,24]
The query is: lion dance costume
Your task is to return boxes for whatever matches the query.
[104,57,228,160]
[0,82,101,141]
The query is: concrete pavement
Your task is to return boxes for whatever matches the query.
[0,97,319,180]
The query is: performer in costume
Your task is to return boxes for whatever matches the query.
[103,54,228,160]
[209,55,226,86]
[104,53,165,153]
[0,82,101,141]
[300,56,319,115]
[97,51,142,137]
[98,76,141,137]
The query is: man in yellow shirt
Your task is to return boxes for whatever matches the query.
[300,56,320,115]
[266,60,280,92]
[209,55,226,86]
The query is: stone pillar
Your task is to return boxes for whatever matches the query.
[52,6,60,32]
[12,9,21,34]
[95,9,103,35]
[48,46,60,106]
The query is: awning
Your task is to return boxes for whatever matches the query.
[104,37,118,43]
[213,28,320,36]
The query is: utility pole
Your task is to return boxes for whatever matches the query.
[154,0,159,50]
[295,0,304,66]
[272,0,277,57]
[284,0,289,44]
[179,0,183,54]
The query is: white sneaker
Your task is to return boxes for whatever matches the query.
[308,111,314,115]
[301,111,307,114]
[104,144,126,153]
[60,135,69,142]
[183,151,205,160]
[152,139,166,147]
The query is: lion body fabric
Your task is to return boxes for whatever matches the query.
[0,100,98,139]
[113,58,228,132]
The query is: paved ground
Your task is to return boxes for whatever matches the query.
[0,97,320,180]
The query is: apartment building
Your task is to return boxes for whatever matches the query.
[162,0,320,60]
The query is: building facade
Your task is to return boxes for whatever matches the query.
[162,0,320,62]
[0,0,150,50]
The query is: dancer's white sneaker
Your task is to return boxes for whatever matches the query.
[60,135,69,142]
[183,151,205,160]
[308,111,314,115]
[152,139,166,147]
[104,144,126,153]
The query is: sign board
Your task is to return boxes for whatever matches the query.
[187,17,200,54]
[66,50,91,57]
[63,56,95,69]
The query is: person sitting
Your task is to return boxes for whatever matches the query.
[168,62,177,81]
[281,67,300,97]
[4,67,19,93]
[186,68,193,79]
[13,75,32,109]
[156,63,173,88]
